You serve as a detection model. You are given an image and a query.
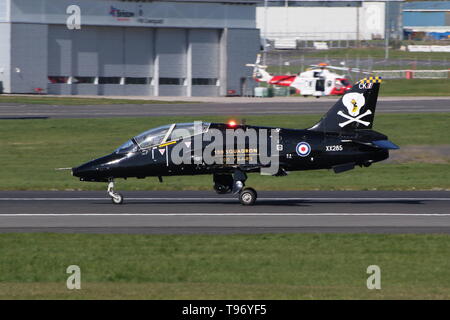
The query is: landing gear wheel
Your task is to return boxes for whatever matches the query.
[213,174,234,194]
[107,180,124,205]
[111,193,123,205]
[239,188,257,206]
[214,184,230,194]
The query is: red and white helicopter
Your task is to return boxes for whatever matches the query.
[246,54,353,98]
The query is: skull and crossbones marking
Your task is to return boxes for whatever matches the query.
[338,92,371,127]
[338,110,372,127]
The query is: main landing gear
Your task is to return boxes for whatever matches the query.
[213,171,258,206]
[107,173,258,206]
[107,180,123,205]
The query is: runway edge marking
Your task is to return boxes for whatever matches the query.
[1,213,450,217]
[1,197,450,201]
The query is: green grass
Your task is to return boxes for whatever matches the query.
[0,96,197,105]
[297,79,450,97]
[0,233,449,299]
[371,65,449,71]
[300,47,450,61]
[0,114,449,191]
[380,79,450,96]
[267,65,450,75]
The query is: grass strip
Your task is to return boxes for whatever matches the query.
[0,233,449,299]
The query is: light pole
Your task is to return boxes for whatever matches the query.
[285,0,288,38]
[385,0,390,60]
[264,0,268,38]
[263,0,268,65]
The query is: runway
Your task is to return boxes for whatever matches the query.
[1,98,449,118]
[1,191,449,234]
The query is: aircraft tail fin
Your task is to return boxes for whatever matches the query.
[245,54,272,82]
[309,76,382,133]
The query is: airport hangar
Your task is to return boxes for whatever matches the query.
[0,0,260,97]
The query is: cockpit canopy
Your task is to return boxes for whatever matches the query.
[115,122,210,154]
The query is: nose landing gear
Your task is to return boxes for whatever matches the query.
[107,180,123,205]
[239,187,257,206]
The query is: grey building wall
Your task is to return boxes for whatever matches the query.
[0,23,11,93]
[124,27,155,96]
[48,25,157,96]
[191,85,219,97]
[72,84,98,96]
[125,85,153,96]
[47,25,73,95]
[157,28,187,78]
[191,29,219,78]
[125,27,154,78]
[0,2,8,22]
[97,27,124,77]
[1,0,259,97]
[156,28,187,96]
[190,28,220,97]
[48,26,72,76]
[158,85,186,97]
[48,25,99,95]
[73,27,99,77]
[5,24,259,96]
[10,0,257,30]
[10,23,48,93]
[225,28,259,96]
[48,84,71,95]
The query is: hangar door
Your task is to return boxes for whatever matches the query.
[156,28,188,96]
[190,29,220,97]
[47,25,154,96]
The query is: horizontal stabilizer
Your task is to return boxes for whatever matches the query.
[372,140,400,150]
[343,139,400,150]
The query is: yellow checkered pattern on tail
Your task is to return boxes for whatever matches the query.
[358,76,382,84]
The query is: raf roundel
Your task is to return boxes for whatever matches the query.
[296,142,311,157]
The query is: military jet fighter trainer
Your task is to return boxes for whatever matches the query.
[72,76,398,205]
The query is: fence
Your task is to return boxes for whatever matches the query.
[263,50,450,81]
[266,32,370,50]
[371,70,449,79]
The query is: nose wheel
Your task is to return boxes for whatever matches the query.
[239,188,257,206]
[107,181,123,205]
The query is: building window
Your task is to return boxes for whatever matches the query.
[48,76,69,84]
[159,78,184,85]
[99,77,121,84]
[192,78,218,86]
[125,77,150,85]
[73,77,95,84]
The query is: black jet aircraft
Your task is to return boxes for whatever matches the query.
[72,76,398,205]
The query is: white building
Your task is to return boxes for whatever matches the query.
[0,0,260,96]
[257,0,403,43]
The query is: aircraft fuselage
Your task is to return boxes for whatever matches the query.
[73,123,389,182]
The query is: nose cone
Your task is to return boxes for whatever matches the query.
[73,153,123,182]
[72,162,97,181]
